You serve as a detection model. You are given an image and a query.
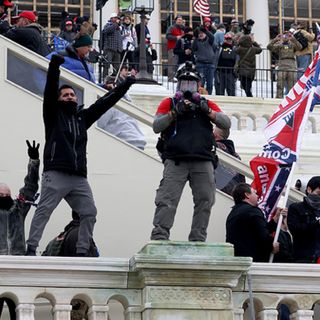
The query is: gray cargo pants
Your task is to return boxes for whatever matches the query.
[27,170,97,254]
[151,159,215,241]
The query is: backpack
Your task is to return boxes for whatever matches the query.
[41,232,65,256]
[294,31,309,50]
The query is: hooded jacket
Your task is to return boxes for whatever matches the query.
[42,58,133,177]
[0,159,39,255]
[235,35,262,77]
[5,23,50,56]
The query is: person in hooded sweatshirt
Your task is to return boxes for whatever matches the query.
[5,10,50,56]
[235,34,262,97]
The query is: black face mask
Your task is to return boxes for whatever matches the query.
[0,196,14,210]
[57,100,78,115]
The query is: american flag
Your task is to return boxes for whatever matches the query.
[250,47,320,220]
[193,0,211,17]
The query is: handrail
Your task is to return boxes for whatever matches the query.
[0,35,303,204]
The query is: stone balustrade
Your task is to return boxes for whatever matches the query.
[0,243,319,320]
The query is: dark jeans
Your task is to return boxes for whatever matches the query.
[215,69,236,96]
[196,62,215,95]
[239,75,254,97]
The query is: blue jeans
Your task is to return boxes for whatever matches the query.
[196,63,215,95]
[296,54,311,79]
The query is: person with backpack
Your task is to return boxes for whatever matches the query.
[150,62,230,242]
[42,211,99,257]
[291,22,315,79]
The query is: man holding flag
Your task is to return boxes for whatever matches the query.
[248,34,320,262]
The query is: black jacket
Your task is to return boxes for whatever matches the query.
[0,159,39,255]
[173,35,194,65]
[161,105,215,162]
[226,202,276,262]
[5,23,50,56]
[43,59,132,177]
[287,198,320,263]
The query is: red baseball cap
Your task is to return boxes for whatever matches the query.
[65,20,73,25]
[1,0,14,8]
[12,11,36,23]
[203,17,211,23]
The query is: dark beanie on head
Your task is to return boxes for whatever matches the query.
[73,34,93,48]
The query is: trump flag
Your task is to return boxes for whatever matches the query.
[250,47,320,220]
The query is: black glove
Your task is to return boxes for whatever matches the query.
[199,99,211,114]
[123,76,136,87]
[174,100,188,115]
[50,54,65,67]
[26,140,40,160]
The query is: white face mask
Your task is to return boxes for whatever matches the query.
[178,80,198,93]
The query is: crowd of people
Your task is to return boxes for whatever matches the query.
[1,0,320,265]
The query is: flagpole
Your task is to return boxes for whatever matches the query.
[269,56,320,263]
[269,162,296,263]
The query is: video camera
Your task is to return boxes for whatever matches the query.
[240,19,255,35]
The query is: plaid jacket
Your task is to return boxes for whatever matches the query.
[102,21,123,53]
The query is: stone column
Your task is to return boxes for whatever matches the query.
[53,304,72,320]
[129,241,252,320]
[290,310,314,320]
[88,305,109,320]
[245,0,269,48]
[16,303,35,320]
[257,309,278,320]
[234,308,244,320]
[125,306,142,320]
[245,0,270,74]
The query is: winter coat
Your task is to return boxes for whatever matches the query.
[5,23,50,56]
[46,45,95,82]
[0,159,39,255]
[287,198,320,263]
[42,58,132,177]
[173,35,194,65]
[226,202,276,262]
[192,30,217,64]
[102,21,123,53]
[235,35,262,78]
[166,23,184,50]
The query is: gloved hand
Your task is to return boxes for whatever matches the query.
[50,54,65,67]
[26,140,40,160]
[199,98,211,114]
[124,76,136,87]
[174,100,188,115]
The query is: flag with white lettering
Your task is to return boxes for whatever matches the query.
[193,0,211,17]
[250,47,320,220]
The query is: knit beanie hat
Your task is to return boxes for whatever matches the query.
[73,34,93,48]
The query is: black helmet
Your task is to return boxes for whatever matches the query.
[175,61,201,82]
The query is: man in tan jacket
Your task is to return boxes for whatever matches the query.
[293,22,315,78]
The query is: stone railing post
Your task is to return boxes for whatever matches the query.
[88,305,109,320]
[129,241,251,320]
[53,304,72,320]
[234,308,244,320]
[16,303,35,320]
[257,309,278,320]
[290,310,314,320]
[125,306,142,320]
